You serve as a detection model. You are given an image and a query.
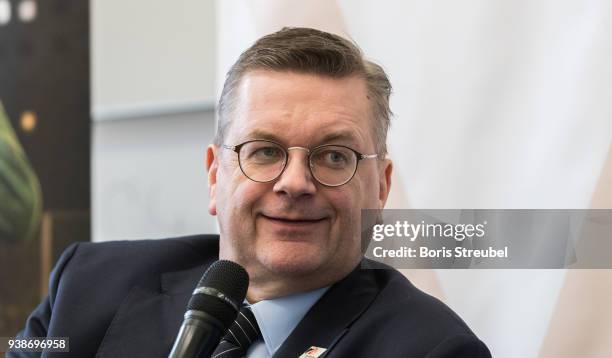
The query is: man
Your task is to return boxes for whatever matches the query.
[14,28,491,357]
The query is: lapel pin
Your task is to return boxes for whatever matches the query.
[299,346,327,358]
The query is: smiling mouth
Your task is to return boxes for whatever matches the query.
[261,214,328,225]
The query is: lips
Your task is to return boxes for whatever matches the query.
[260,214,328,224]
[259,213,330,239]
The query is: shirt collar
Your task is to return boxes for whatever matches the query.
[247,286,329,356]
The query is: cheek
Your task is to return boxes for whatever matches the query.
[216,162,264,227]
[328,176,378,238]
[355,170,381,207]
[337,175,374,209]
[325,189,360,236]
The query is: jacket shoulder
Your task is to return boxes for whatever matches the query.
[64,234,219,263]
[13,234,220,357]
[371,268,470,329]
[357,268,491,356]
[55,234,219,291]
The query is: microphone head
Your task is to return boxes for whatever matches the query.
[187,260,249,329]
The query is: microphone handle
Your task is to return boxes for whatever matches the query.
[168,310,224,358]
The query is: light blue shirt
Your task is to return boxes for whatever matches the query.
[245,286,329,358]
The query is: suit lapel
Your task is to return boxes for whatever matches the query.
[274,264,381,358]
[95,264,209,358]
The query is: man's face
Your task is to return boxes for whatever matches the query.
[207,70,392,292]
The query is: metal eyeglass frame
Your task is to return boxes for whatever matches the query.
[222,139,379,187]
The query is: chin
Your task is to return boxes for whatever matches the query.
[257,242,328,277]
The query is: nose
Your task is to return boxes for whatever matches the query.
[273,148,317,198]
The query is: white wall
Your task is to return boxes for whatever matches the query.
[92,110,217,241]
[91,0,216,119]
[91,0,219,241]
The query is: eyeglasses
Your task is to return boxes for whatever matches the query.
[222,140,379,187]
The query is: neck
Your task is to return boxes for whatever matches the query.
[245,261,359,303]
[246,277,325,303]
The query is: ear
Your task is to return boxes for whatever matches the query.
[378,159,393,208]
[206,144,219,216]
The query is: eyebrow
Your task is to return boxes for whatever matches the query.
[242,129,280,143]
[242,129,361,147]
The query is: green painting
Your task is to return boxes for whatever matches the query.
[0,101,42,242]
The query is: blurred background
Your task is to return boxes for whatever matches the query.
[1,0,611,357]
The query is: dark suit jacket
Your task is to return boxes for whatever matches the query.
[13,234,491,358]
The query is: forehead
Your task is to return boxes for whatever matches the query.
[227,70,374,148]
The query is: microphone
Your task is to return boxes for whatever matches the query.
[168,260,249,358]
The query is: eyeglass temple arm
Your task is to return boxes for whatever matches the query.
[360,153,379,160]
[222,144,238,152]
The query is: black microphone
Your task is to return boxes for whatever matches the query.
[168,260,249,358]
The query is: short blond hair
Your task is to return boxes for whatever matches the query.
[215,27,392,155]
